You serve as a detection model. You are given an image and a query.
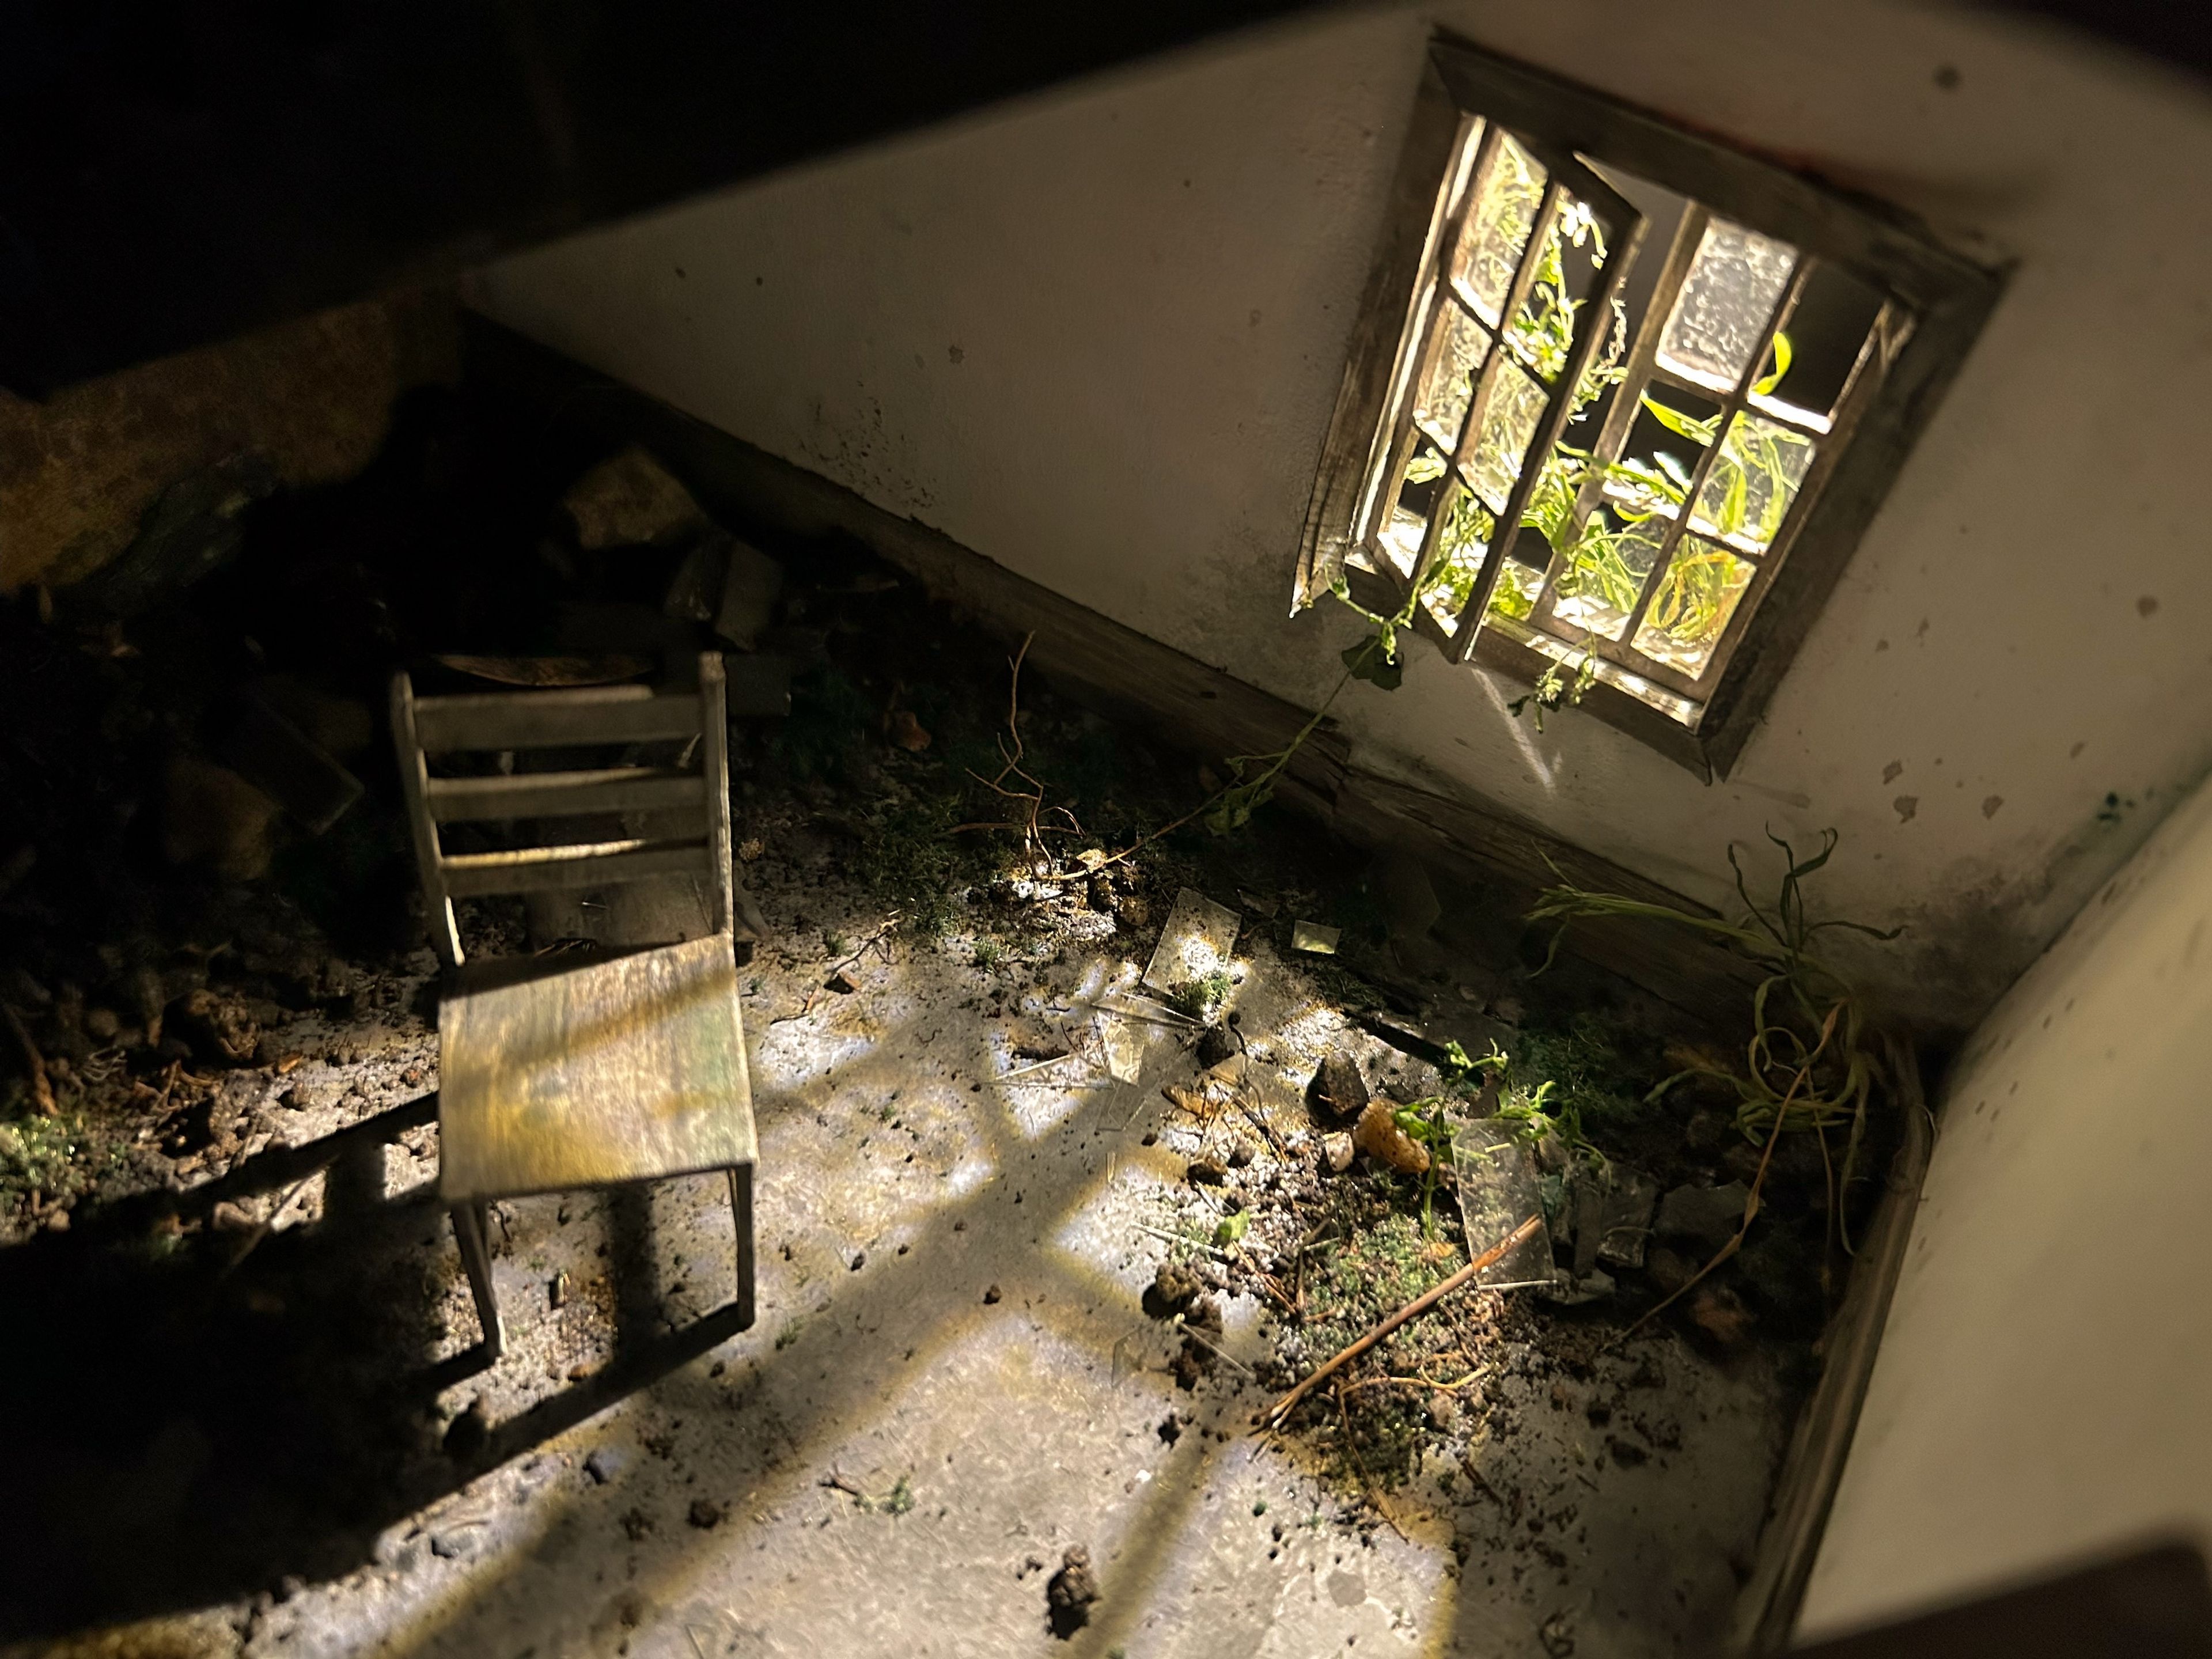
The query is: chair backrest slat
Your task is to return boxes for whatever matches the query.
[441,841,713,900]
[411,687,703,751]
[423,767,703,823]
[390,656,735,968]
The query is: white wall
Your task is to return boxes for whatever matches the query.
[469,0,2212,1031]
[1797,762,2212,1637]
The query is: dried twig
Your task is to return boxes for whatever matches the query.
[1622,1003,1837,1342]
[2,1001,56,1116]
[773,913,903,1022]
[1256,1213,1543,1432]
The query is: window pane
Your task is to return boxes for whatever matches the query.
[1507,192,1611,383]
[1690,412,1816,552]
[1486,550,1547,623]
[1451,133,1548,328]
[1633,537,1756,676]
[1603,381,1718,519]
[1378,437,1449,577]
[1657,219,1797,394]
[1463,355,1548,513]
[1421,486,1495,628]
[1551,507,1671,642]
[1412,301,1493,451]
[1749,257,1888,428]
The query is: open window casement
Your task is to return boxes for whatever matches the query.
[1297,40,2001,777]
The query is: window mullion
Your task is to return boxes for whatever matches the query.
[1616,258,1812,665]
[1528,204,1709,638]
[1435,180,1567,651]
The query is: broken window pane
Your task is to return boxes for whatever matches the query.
[1657,219,1797,395]
[1550,507,1671,641]
[1412,300,1493,451]
[1749,257,1887,429]
[1379,437,1449,577]
[1485,526,1551,622]
[1632,536,1756,676]
[1421,485,1495,628]
[1463,355,1548,513]
[1603,381,1718,518]
[1507,191,1611,383]
[1690,411,1816,552]
[1452,133,1548,328]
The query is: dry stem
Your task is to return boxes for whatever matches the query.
[1256,1213,1543,1432]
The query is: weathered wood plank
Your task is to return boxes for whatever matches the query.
[425,767,704,822]
[412,685,703,750]
[441,840,712,899]
[439,931,755,1200]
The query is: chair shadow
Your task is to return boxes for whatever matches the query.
[0,1092,748,1645]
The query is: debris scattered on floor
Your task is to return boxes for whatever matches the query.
[1045,1545,1101,1638]
[0,389,1897,1655]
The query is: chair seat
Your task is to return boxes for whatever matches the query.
[438,932,757,1202]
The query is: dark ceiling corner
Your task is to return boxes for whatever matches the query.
[0,0,1323,396]
[1,0,2205,397]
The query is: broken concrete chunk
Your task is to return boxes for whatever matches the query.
[1353,1097,1429,1175]
[1320,1132,1355,1173]
[661,531,729,622]
[1143,1262,1204,1319]
[1574,1166,1659,1276]
[58,456,278,620]
[1657,1181,1752,1253]
[1141,888,1240,999]
[161,755,282,881]
[1046,1545,1100,1638]
[1305,1054,1368,1124]
[714,538,786,650]
[216,694,363,835]
[562,446,707,549]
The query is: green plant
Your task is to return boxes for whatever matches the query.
[1165,969,1233,1022]
[971,937,1006,973]
[1528,830,1896,1245]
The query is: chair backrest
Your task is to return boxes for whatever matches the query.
[390,654,733,968]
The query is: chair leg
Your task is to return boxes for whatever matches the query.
[452,1199,505,1359]
[727,1165,755,1330]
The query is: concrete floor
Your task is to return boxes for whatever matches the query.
[12,868,1789,1659]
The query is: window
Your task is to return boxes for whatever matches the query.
[1296,40,2001,776]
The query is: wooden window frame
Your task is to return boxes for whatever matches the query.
[1295,36,2003,779]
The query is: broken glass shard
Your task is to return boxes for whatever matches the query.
[1751,256,1889,427]
[1377,437,1449,577]
[1632,536,1757,677]
[1457,1124,1559,1287]
[1141,889,1241,998]
[1452,132,1548,328]
[1657,219,1798,394]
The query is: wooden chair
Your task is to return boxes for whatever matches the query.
[389,654,755,1359]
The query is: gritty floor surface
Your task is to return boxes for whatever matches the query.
[9,854,1787,1659]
